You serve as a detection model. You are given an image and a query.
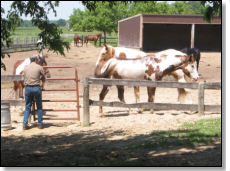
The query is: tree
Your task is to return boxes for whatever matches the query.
[57,19,66,27]
[201,1,221,23]
[69,2,129,41]
[171,1,193,14]
[1,6,21,70]
[82,1,221,22]
[1,1,70,71]
[69,8,87,31]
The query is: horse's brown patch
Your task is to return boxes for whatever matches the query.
[155,66,163,80]
[154,58,162,63]
[118,52,126,59]
[136,54,142,58]
[181,63,191,77]
[176,55,189,63]
[160,54,168,58]
[170,71,179,80]
[113,70,122,79]
[112,47,115,57]
[145,64,155,76]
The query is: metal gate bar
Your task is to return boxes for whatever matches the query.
[32,66,80,121]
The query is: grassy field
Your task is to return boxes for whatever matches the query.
[10,27,118,46]
[132,118,221,149]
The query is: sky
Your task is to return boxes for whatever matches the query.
[1,1,85,20]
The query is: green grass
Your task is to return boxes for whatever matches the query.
[10,27,118,47]
[129,118,221,149]
[11,27,42,38]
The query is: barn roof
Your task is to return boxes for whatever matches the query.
[119,14,221,25]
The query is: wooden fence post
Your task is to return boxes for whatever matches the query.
[198,82,205,114]
[190,24,195,48]
[83,77,90,126]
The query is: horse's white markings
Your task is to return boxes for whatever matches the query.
[15,58,31,75]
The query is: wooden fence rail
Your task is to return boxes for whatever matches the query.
[99,36,118,47]
[82,77,221,126]
[1,75,221,127]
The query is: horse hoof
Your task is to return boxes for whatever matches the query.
[150,109,155,114]
[138,109,144,113]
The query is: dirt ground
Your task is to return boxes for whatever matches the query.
[1,42,221,166]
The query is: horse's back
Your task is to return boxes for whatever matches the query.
[114,47,147,58]
[15,58,31,75]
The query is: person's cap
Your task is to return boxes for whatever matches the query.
[30,54,39,60]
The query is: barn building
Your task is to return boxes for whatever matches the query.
[118,14,221,52]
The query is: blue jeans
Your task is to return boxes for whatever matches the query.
[23,86,43,127]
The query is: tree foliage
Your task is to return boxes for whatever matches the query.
[201,1,221,23]
[70,1,216,37]
[70,2,128,36]
[1,1,70,71]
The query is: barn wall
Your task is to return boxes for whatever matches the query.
[143,23,191,52]
[118,16,140,48]
[195,24,221,51]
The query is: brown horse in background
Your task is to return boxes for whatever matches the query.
[84,33,102,47]
[73,34,83,47]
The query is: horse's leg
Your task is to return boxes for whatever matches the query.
[117,85,125,103]
[17,81,25,116]
[147,87,156,114]
[171,70,189,104]
[133,86,143,113]
[19,81,24,99]
[99,85,110,117]
[13,81,19,99]
[177,77,193,104]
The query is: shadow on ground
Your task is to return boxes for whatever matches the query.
[1,125,221,166]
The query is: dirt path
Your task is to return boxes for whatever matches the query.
[1,43,221,166]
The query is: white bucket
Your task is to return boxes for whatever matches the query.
[1,103,12,128]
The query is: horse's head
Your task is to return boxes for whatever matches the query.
[179,54,199,81]
[95,44,115,77]
[37,55,51,78]
[97,33,102,37]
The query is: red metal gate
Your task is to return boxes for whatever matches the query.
[32,66,80,121]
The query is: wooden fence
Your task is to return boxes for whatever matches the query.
[2,35,74,52]
[82,77,221,126]
[99,36,118,47]
[1,75,221,127]
[3,37,40,52]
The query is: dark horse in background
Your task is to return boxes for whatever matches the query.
[84,33,102,47]
[73,34,83,47]
[180,48,201,70]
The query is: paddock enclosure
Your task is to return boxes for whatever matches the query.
[1,42,221,166]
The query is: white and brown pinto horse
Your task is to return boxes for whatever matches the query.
[95,45,147,115]
[13,54,51,99]
[95,46,199,117]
